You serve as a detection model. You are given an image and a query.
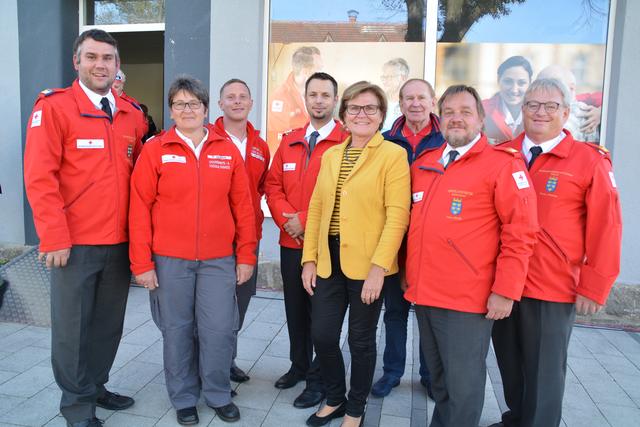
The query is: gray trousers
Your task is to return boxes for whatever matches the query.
[151,255,238,409]
[232,244,259,365]
[492,297,576,427]
[415,305,493,427]
[50,244,130,423]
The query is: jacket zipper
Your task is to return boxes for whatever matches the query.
[63,181,96,210]
[540,227,569,263]
[413,168,443,302]
[447,238,479,275]
[105,120,120,238]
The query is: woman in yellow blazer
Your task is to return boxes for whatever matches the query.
[301,81,410,427]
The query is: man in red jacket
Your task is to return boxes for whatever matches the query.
[489,79,622,427]
[211,78,271,386]
[23,29,143,427]
[405,85,538,427]
[265,72,348,409]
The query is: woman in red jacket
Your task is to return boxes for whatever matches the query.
[129,76,257,425]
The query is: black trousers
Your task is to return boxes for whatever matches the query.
[50,244,130,423]
[311,239,385,417]
[280,246,323,391]
[415,305,493,427]
[492,297,576,427]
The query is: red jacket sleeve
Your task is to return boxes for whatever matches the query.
[577,157,622,304]
[264,144,297,230]
[128,144,159,275]
[23,100,72,252]
[230,154,257,265]
[491,157,539,300]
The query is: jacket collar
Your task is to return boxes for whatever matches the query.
[388,113,441,138]
[288,120,347,146]
[160,125,224,148]
[72,79,135,119]
[510,129,575,159]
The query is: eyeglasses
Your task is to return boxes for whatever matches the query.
[524,101,562,113]
[346,104,380,116]
[172,101,203,111]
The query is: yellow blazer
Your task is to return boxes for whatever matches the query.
[301,132,410,279]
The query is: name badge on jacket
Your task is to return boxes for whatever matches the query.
[283,163,296,172]
[76,139,104,149]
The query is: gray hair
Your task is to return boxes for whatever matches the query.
[384,58,410,79]
[525,78,572,107]
[168,75,209,109]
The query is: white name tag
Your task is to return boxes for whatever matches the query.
[162,154,186,164]
[76,139,104,149]
[609,171,617,188]
[251,150,265,162]
[31,110,42,127]
[512,171,530,189]
[283,163,296,172]
[208,154,232,160]
[412,191,424,203]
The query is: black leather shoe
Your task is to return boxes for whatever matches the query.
[230,366,250,383]
[231,389,238,397]
[275,370,305,389]
[96,390,134,410]
[294,389,325,408]
[305,402,346,426]
[211,402,240,422]
[67,418,103,427]
[176,406,199,425]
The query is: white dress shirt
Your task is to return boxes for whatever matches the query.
[176,128,209,160]
[522,131,566,163]
[78,80,116,114]
[306,120,336,144]
[226,131,247,160]
[441,133,482,166]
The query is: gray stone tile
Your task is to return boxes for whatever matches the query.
[134,339,163,364]
[122,382,172,418]
[582,378,637,407]
[43,415,67,426]
[264,336,290,358]
[248,355,290,383]
[0,394,25,417]
[236,337,270,363]
[596,354,640,376]
[0,323,26,339]
[561,380,609,427]
[104,412,157,426]
[106,360,163,393]
[0,346,50,373]
[567,334,595,359]
[573,328,624,357]
[120,320,162,347]
[608,371,640,404]
[273,381,306,405]
[0,386,61,426]
[379,414,410,427]
[233,378,279,411]
[597,403,640,427]
[240,320,283,341]
[0,365,55,398]
[122,309,152,331]
[381,378,412,417]
[0,371,17,386]
[364,403,382,427]
[111,342,148,369]
[410,408,428,427]
[260,401,315,427]
[208,405,268,426]
[253,304,287,325]
[0,329,43,354]
[568,356,611,384]
[602,330,640,355]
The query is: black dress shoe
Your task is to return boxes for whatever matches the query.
[231,389,238,397]
[306,402,346,427]
[230,366,250,383]
[96,390,134,410]
[294,389,325,408]
[176,406,199,425]
[67,418,103,427]
[211,402,240,422]
[274,370,305,389]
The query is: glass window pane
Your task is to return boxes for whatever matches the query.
[436,0,610,144]
[267,0,427,153]
[86,0,165,25]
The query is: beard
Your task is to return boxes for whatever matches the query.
[445,132,473,148]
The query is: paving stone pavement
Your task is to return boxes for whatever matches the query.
[0,286,639,426]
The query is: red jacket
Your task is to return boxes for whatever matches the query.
[24,80,143,252]
[210,118,270,240]
[120,91,149,136]
[266,72,310,153]
[405,135,538,313]
[129,126,257,275]
[264,121,348,249]
[482,93,524,144]
[501,131,621,305]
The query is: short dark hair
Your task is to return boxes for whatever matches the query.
[168,75,209,110]
[497,55,533,80]
[438,85,485,120]
[339,81,388,130]
[292,46,321,73]
[73,29,118,61]
[305,72,338,96]
[399,78,435,100]
[219,78,251,98]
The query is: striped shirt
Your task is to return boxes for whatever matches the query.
[329,146,364,235]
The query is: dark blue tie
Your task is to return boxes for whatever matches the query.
[100,97,112,122]
[529,146,543,169]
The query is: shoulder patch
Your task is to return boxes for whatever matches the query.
[38,88,65,98]
[585,142,609,155]
[493,145,521,157]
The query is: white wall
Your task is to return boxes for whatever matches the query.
[0,0,25,244]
